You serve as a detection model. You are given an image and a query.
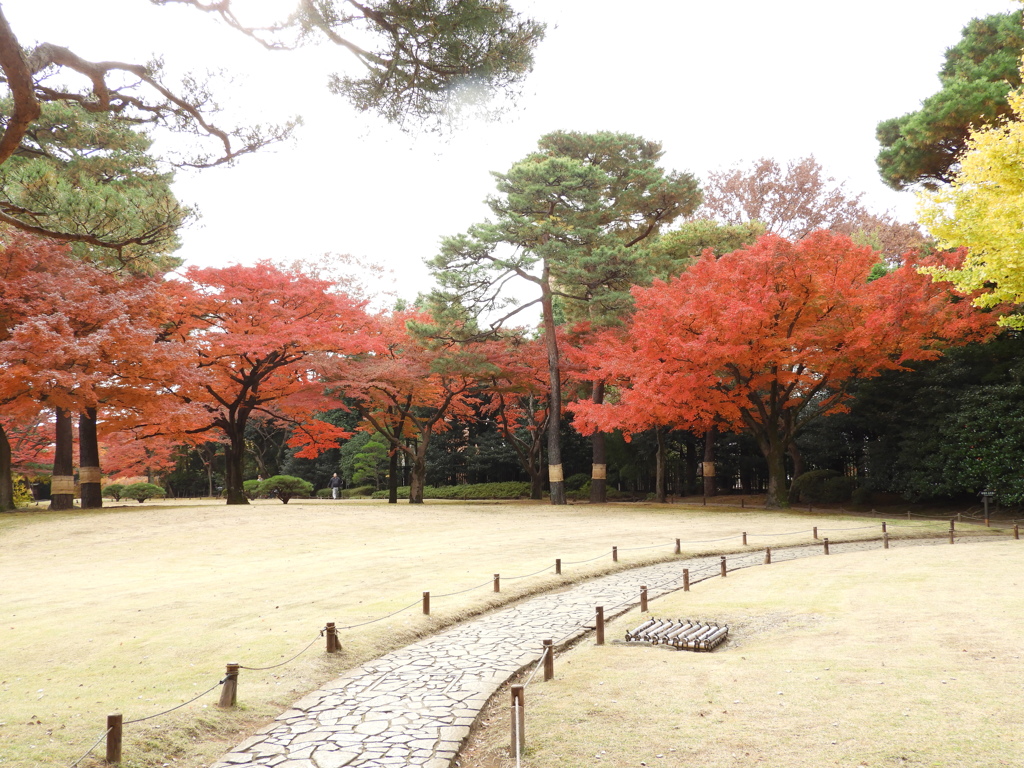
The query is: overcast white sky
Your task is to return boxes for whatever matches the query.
[6,0,1021,301]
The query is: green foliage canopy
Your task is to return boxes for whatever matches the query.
[121,482,166,503]
[875,10,1023,190]
[258,474,314,504]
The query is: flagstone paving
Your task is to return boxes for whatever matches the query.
[210,534,981,768]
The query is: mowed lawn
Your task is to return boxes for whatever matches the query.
[461,539,1024,768]
[0,499,1011,768]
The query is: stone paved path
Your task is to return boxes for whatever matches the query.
[210,535,980,768]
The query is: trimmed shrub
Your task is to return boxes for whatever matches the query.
[791,470,857,504]
[102,483,126,502]
[316,488,333,499]
[121,482,166,503]
[565,473,591,492]
[370,482,531,500]
[243,479,264,499]
[259,475,314,504]
[567,481,628,501]
[341,485,376,499]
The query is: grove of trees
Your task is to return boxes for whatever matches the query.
[4,8,1023,512]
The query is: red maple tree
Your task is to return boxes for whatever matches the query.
[0,230,187,509]
[159,261,372,504]
[480,334,553,500]
[570,232,997,507]
[313,310,490,504]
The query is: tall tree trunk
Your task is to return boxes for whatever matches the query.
[655,427,668,503]
[764,437,789,509]
[702,427,717,498]
[409,448,427,504]
[0,423,14,512]
[684,436,698,496]
[205,446,215,498]
[50,407,75,510]
[788,442,805,481]
[223,436,249,505]
[541,267,566,505]
[78,408,102,509]
[589,381,608,503]
[388,448,399,504]
[532,468,548,505]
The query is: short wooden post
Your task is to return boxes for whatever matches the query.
[105,713,122,764]
[595,606,605,645]
[764,547,771,564]
[612,546,618,562]
[218,663,239,708]
[949,529,955,545]
[494,574,500,593]
[683,568,690,591]
[720,556,727,577]
[422,591,430,615]
[555,558,561,575]
[823,538,830,555]
[510,685,525,755]
[543,639,554,681]
[813,526,818,540]
[1015,525,1019,540]
[881,521,887,534]
[325,622,339,653]
[742,532,747,546]
[883,533,889,549]
[675,538,681,555]
[950,518,955,532]
[640,585,648,612]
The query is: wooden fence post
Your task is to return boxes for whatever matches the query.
[1015,525,1019,540]
[640,585,648,612]
[764,547,771,564]
[720,556,727,577]
[494,574,500,593]
[612,546,618,563]
[742,532,747,546]
[325,622,339,653]
[683,568,690,591]
[543,639,554,681]
[882,522,887,534]
[510,685,525,756]
[813,526,818,540]
[105,713,122,764]
[823,538,830,555]
[218,663,239,708]
[883,533,889,550]
[949,529,955,545]
[422,591,430,615]
[556,558,561,575]
[595,606,605,645]
[675,538,681,555]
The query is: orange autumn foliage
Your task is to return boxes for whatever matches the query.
[570,231,997,506]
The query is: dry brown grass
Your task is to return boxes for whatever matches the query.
[460,540,1024,768]
[0,498,1004,768]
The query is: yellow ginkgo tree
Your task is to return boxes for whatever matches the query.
[917,68,1024,328]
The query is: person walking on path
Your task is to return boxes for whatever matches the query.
[328,473,342,499]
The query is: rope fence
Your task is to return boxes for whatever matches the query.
[503,521,1020,765]
[62,512,1018,766]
